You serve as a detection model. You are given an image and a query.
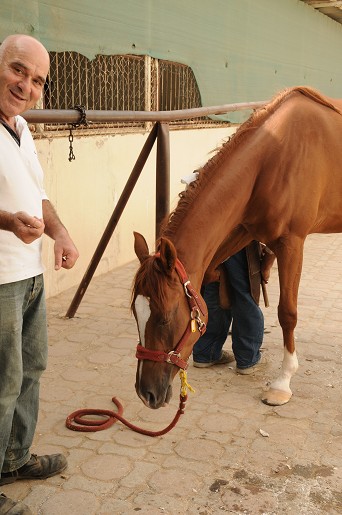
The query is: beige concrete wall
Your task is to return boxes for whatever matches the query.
[38,126,237,299]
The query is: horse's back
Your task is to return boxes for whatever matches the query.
[252,89,342,236]
[290,91,342,233]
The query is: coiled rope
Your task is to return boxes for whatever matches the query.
[65,370,194,436]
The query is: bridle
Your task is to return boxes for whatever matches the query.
[135,256,207,370]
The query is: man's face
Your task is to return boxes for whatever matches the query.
[0,38,49,123]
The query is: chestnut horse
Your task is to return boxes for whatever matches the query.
[131,86,342,409]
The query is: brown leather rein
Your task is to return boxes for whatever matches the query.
[135,255,207,370]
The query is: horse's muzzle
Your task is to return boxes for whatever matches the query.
[135,365,173,409]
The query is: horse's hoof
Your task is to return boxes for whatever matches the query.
[261,388,292,406]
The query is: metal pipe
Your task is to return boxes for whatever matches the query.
[23,100,268,124]
[155,123,170,239]
[65,122,159,318]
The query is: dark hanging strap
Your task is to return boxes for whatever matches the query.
[0,119,20,146]
[68,105,88,162]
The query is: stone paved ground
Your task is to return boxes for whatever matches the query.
[2,233,342,514]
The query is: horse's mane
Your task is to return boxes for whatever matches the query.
[131,255,176,315]
[162,86,342,239]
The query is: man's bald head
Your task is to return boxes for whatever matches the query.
[0,34,50,73]
[0,34,50,125]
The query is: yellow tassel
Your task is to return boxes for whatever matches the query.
[179,369,195,397]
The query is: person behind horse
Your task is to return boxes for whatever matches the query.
[193,243,274,374]
[181,172,275,374]
[0,34,79,515]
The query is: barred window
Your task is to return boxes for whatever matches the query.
[157,60,202,111]
[43,51,226,133]
[45,53,146,112]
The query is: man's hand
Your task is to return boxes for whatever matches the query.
[53,235,79,270]
[261,248,276,283]
[42,199,79,271]
[10,211,45,243]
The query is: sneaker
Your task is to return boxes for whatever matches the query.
[0,493,32,515]
[236,354,267,375]
[0,454,67,486]
[193,350,235,368]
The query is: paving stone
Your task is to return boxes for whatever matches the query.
[80,454,131,481]
[120,461,159,488]
[39,490,100,515]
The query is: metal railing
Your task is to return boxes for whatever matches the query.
[23,101,266,124]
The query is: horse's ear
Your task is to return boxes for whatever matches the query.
[134,232,150,263]
[158,237,177,272]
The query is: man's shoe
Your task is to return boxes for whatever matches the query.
[236,354,268,375]
[0,493,32,515]
[193,350,235,368]
[0,454,67,486]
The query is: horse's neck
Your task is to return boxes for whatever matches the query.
[171,165,256,286]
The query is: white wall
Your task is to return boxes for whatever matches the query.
[38,126,237,298]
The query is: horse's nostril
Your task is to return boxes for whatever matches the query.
[147,391,165,409]
[146,391,156,407]
[135,367,173,409]
[136,383,158,408]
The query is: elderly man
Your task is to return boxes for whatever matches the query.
[0,34,79,515]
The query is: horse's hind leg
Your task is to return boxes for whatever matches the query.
[262,236,304,406]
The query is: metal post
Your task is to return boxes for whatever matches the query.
[155,122,170,239]
[65,122,159,318]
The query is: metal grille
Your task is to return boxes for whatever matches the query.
[158,60,202,111]
[42,52,228,134]
[46,53,146,111]
[157,60,210,128]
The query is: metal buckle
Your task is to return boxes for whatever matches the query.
[167,350,181,364]
[191,308,200,320]
[191,308,206,334]
[183,280,192,298]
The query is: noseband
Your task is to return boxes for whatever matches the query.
[135,256,207,370]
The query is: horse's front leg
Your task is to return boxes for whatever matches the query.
[262,237,303,406]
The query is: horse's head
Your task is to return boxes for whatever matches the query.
[131,232,207,409]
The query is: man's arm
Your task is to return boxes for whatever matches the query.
[0,209,44,243]
[42,199,79,270]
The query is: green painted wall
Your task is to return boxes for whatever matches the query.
[1,0,342,121]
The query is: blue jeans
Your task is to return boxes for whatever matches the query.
[0,275,48,473]
[193,249,264,369]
